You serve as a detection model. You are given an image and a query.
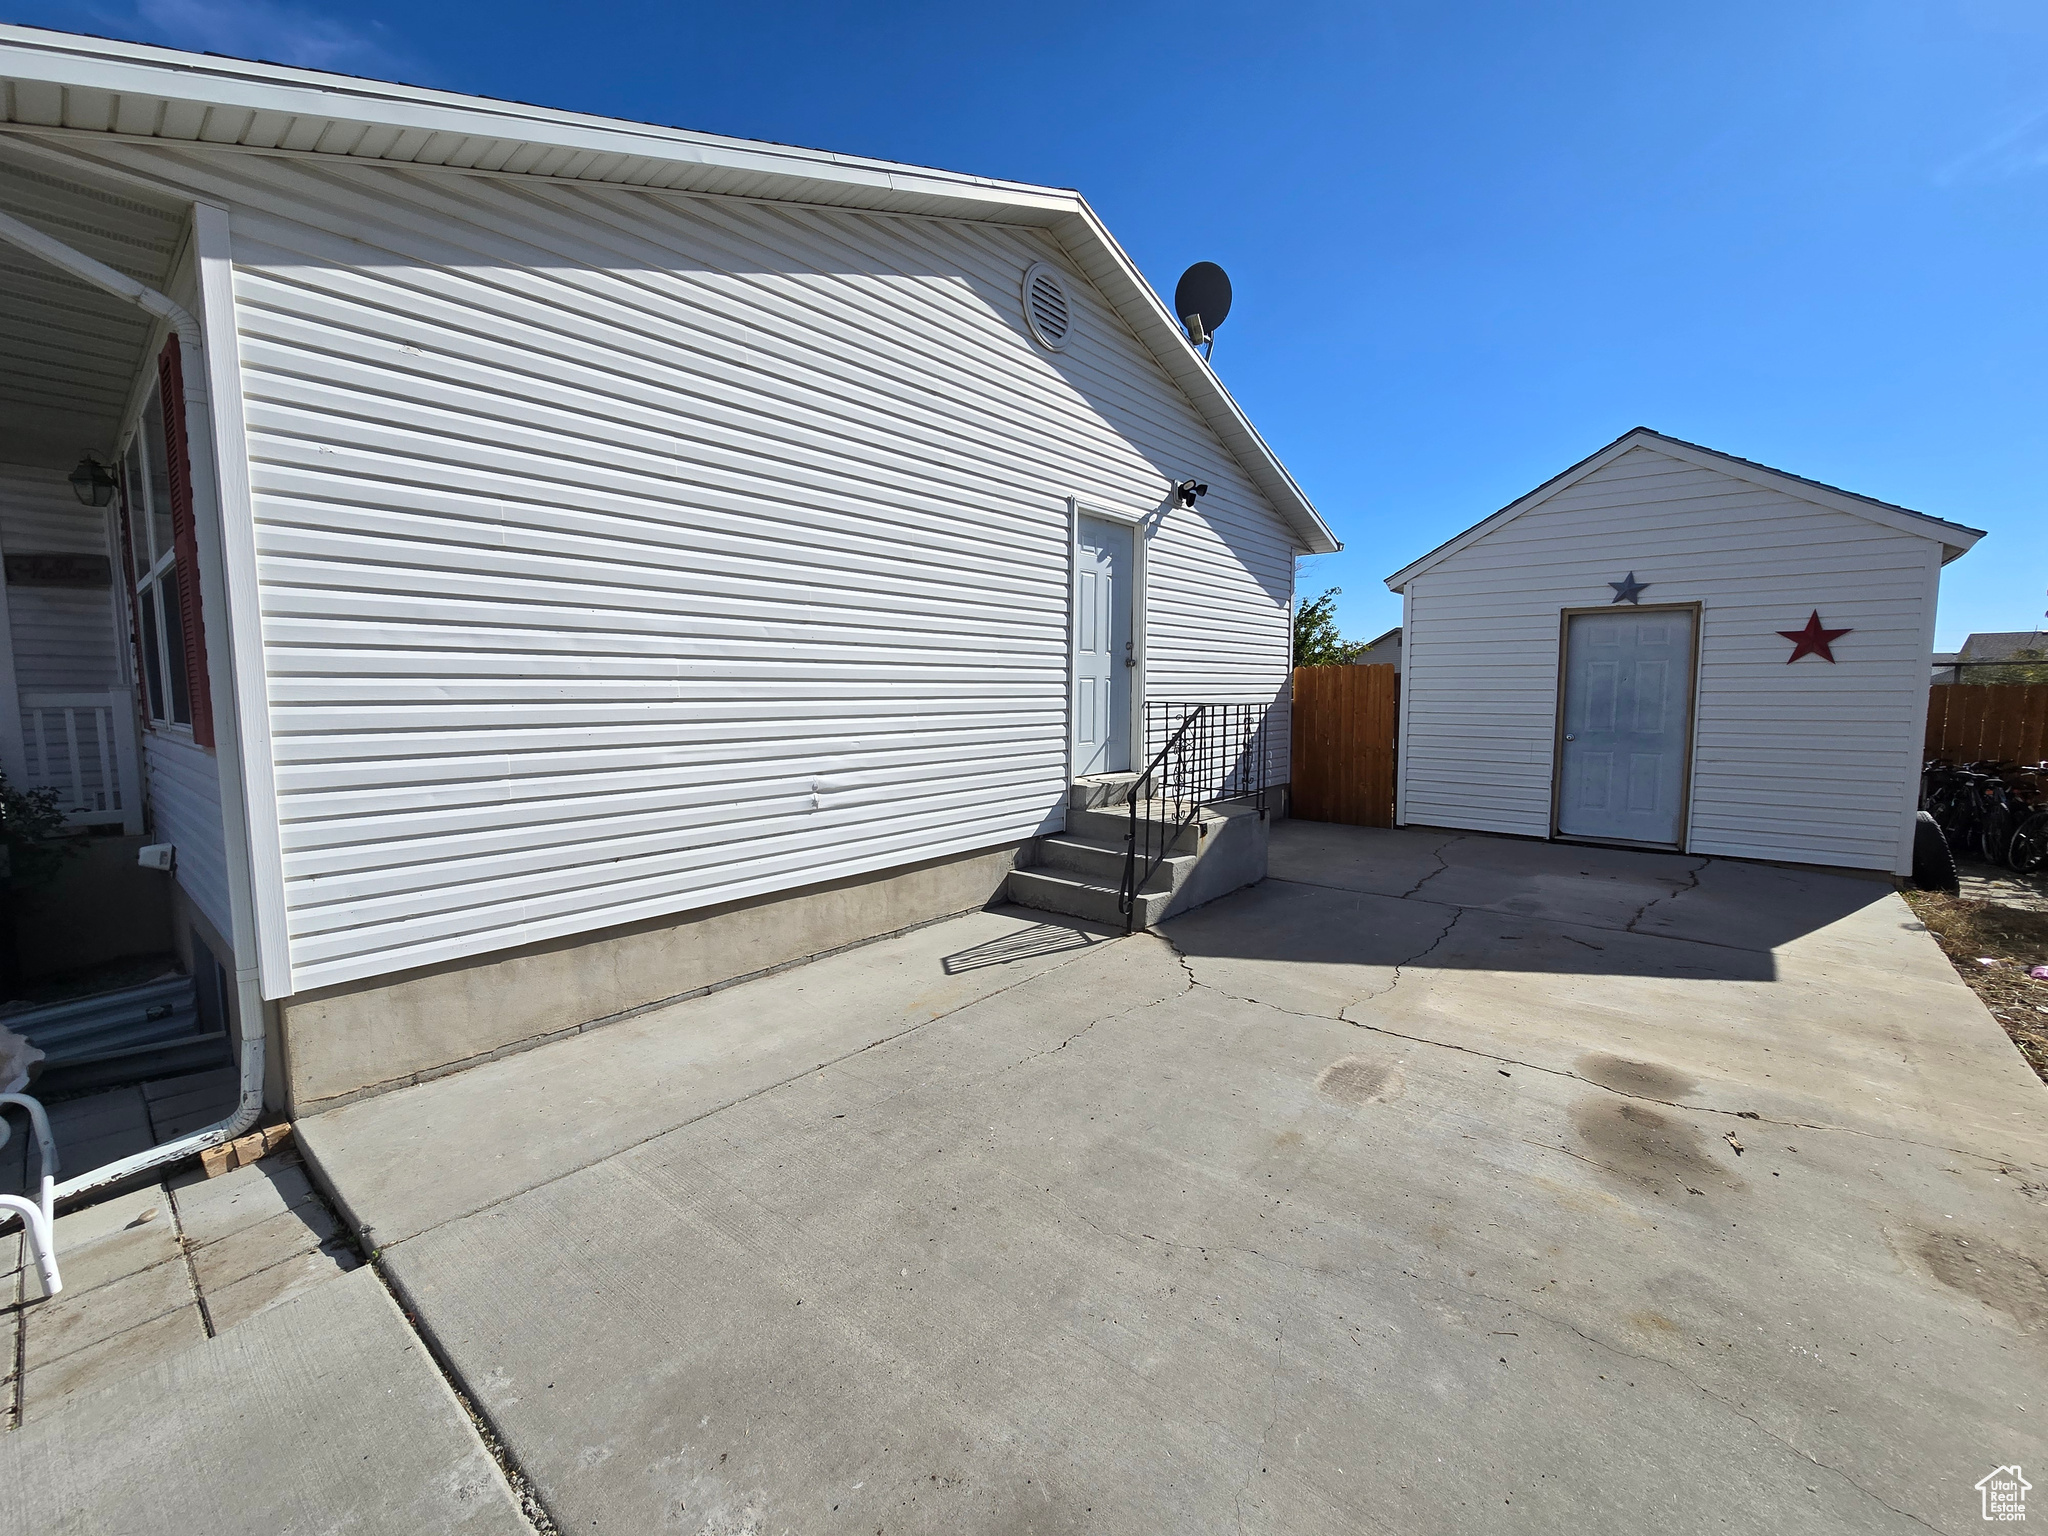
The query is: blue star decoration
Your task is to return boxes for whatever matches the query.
[1608,572,1650,604]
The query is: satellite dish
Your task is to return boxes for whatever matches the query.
[1173,262,1232,357]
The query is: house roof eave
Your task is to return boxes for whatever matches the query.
[0,23,1338,555]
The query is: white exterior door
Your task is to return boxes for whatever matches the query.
[1072,515,1134,776]
[1557,608,1694,845]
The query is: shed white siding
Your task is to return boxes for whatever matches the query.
[1399,444,1939,874]
[66,142,1300,992]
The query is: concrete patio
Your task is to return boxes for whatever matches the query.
[7,821,2044,1534]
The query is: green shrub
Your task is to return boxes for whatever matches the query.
[0,775,77,891]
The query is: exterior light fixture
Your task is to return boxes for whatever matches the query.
[68,455,117,507]
[1174,479,1208,508]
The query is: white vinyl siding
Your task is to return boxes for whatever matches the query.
[145,725,230,935]
[0,461,123,693]
[1401,445,1937,873]
[74,144,1299,991]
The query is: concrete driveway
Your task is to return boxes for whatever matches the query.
[103,824,2048,1531]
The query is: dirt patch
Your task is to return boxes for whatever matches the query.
[1572,1099,1736,1197]
[1900,890,2048,1083]
[1576,1053,1696,1100]
[1917,1230,2048,1335]
[1316,1056,1404,1107]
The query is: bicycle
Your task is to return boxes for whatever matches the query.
[1924,759,2048,871]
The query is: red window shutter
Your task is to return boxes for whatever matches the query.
[156,342,215,748]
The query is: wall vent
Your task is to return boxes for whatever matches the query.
[1021,262,1073,351]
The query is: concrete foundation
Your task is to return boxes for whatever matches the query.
[277,840,1025,1114]
[1161,796,1270,918]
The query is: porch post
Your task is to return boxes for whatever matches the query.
[0,517,26,784]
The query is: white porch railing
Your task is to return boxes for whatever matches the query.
[19,689,144,835]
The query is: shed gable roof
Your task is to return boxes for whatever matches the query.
[1384,427,1985,591]
[0,23,1338,554]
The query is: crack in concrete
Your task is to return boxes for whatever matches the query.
[1160,900,1466,1019]
[1002,1016,1105,1072]
[1261,870,1791,962]
[994,964,1190,1078]
[1386,905,1465,991]
[1398,833,1466,900]
[1233,1317,1288,1536]
[1625,856,1712,935]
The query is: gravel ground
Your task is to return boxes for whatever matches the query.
[1902,882,2048,1082]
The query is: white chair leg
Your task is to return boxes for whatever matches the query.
[0,1193,58,1297]
[0,1092,61,1298]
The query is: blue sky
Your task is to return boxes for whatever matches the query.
[16,0,2046,648]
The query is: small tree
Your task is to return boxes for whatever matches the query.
[1970,646,2048,686]
[0,774,76,998]
[1294,587,1368,666]
[0,775,72,891]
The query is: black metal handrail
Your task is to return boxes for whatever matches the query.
[1118,701,1274,931]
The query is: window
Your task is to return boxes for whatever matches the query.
[119,347,212,744]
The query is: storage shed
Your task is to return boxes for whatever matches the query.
[1384,428,1983,875]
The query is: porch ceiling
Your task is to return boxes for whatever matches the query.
[0,146,186,467]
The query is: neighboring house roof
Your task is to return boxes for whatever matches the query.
[1361,627,1402,648]
[1384,427,1987,591]
[1957,631,2047,660]
[0,24,1340,555]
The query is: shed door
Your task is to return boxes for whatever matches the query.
[1072,516,1133,776]
[1557,608,1694,846]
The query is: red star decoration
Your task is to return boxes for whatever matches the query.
[1779,610,1851,663]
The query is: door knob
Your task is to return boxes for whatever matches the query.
[1564,734,1576,741]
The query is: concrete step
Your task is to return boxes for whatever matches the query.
[1069,773,1140,811]
[1065,805,1205,854]
[1033,835,1193,890]
[1004,867,1171,929]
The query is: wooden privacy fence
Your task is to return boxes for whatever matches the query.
[1925,683,2048,764]
[1290,665,1399,827]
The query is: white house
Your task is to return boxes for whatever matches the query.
[1384,428,1981,875]
[0,25,1335,1184]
